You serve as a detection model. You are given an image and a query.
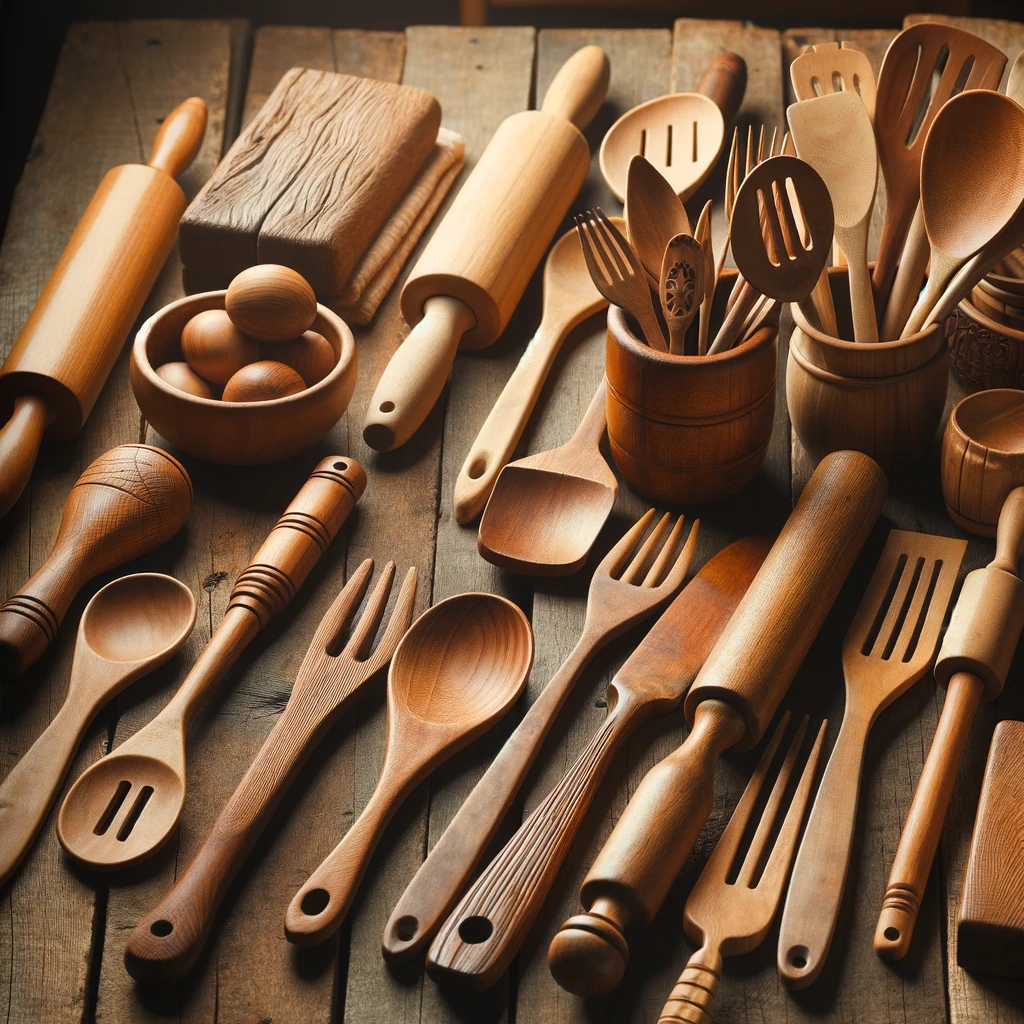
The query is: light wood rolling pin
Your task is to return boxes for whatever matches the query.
[546,450,888,998]
[362,46,609,452]
[0,97,207,518]
[874,486,1024,961]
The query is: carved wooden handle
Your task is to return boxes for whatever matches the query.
[696,52,747,128]
[657,946,723,1024]
[147,97,207,178]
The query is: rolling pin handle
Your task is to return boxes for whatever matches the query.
[696,52,747,128]
[539,45,610,132]
[0,394,53,519]
[147,97,208,179]
[992,486,1024,575]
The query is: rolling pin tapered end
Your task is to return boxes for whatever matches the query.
[547,911,629,998]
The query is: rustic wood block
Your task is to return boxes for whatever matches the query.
[179,66,441,296]
[956,719,1024,979]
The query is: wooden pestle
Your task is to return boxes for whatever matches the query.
[547,450,888,998]
[874,486,1024,961]
[0,445,193,679]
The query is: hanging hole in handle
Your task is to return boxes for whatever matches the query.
[467,457,487,480]
[301,888,330,916]
[884,927,900,942]
[458,916,493,944]
[379,401,395,414]
[393,915,419,943]
[333,461,348,472]
[788,945,810,970]
[150,920,173,937]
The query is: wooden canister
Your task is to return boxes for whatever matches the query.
[944,293,1024,392]
[605,272,778,503]
[788,265,948,472]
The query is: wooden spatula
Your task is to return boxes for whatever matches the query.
[777,528,967,989]
[790,41,876,122]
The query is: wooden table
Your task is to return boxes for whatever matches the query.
[2,14,1023,1024]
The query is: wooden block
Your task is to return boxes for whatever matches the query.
[957,719,1024,979]
[179,66,441,295]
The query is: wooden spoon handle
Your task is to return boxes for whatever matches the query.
[657,945,724,1024]
[539,45,610,131]
[707,279,759,353]
[843,231,879,343]
[0,394,51,520]
[872,194,918,314]
[808,267,839,337]
[778,712,870,988]
[147,97,207,178]
[696,52,747,128]
[880,204,929,339]
[426,687,646,991]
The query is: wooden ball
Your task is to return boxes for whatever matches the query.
[225,265,318,342]
[156,361,219,399]
[221,360,306,403]
[267,330,336,387]
[181,309,258,385]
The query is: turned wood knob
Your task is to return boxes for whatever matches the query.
[225,265,317,342]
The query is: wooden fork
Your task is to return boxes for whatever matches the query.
[658,712,827,1024]
[576,208,666,351]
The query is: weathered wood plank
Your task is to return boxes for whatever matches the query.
[0,19,232,1024]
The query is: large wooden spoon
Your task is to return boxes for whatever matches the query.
[626,154,691,285]
[788,91,878,342]
[902,89,1024,338]
[0,574,196,887]
[477,378,616,575]
[283,592,533,946]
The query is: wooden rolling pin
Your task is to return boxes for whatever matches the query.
[874,486,1024,961]
[361,46,609,452]
[0,445,193,680]
[0,97,207,518]
[546,450,888,998]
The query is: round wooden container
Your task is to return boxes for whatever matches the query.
[944,288,1024,393]
[788,265,948,472]
[131,291,357,464]
[941,388,1024,536]
[605,274,778,504]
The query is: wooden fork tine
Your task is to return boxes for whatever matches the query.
[589,211,630,280]
[345,561,397,659]
[620,513,673,585]
[756,124,766,165]
[310,558,374,653]
[596,208,643,277]
[576,215,612,291]
[725,127,738,218]
[598,509,657,580]
[642,515,697,590]
[363,566,418,670]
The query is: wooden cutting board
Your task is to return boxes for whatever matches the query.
[179,67,441,296]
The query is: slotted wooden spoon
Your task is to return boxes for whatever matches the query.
[778,528,967,989]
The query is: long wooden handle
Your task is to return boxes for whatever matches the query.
[872,193,918,316]
[708,280,759,353]
[539,45,610,131]
[880,205,929,339]
[123,691,332,981]
[383,633,598,961]
[992,486,1024,574]
[777,711,870,988]
[696,52,747,128]
[147,97,207,178]
[658,945,724,1024]
[426,686,648,991]
[362,296,476,452]
[0,394,52,520]
[842,229,879,343]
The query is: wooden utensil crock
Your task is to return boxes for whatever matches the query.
[605,269,777,503]
[945,296,1024,392]
[788,265,948,471]
[940,389,1024,537]
[131,290,356,464]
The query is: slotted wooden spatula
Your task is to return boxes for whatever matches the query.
[789,41,876,122]
[777,528,967,989]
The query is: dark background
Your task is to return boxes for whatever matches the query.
[1,0,1020,241]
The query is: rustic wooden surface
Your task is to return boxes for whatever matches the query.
[1,15,1023,1024]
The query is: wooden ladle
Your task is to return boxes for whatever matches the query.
[902,89,1024,338]
[477,378,616,575]
[0,574,196,888]
[283,592,533,946]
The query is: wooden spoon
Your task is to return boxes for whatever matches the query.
[903,89,1024,338]
[626,154,691,285]
[55,457,365,870]
[283,592,533,946]
[660,233,705,355]
[788,91,878,342]
[477,378,616,575]
[600,53,747,202]
[0,574,196,888]
[452,223,611,525]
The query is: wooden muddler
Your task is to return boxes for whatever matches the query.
[874,486,1024,961]
[0,97,207,518]
[547,450,888,998]
[361,46,609,452]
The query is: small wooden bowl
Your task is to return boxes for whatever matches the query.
[605,270,778,503]
[945,295,1024,392]
[941,388,1024,536]
[789,265,948,472]
[131,291,357,465]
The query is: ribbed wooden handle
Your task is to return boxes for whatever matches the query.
[658,948,723,1024]
[147,97,208,178]
[696,52,747,127]
[0,444,192,678]
[539,45,610,131]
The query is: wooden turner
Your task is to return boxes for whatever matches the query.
[657,713,827,1024]
[789,42,877,122]
[123,560,417,982]
[777,528,967,989]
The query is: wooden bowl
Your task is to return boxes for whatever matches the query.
[605,270,778,503]
[131,291,357,465]
[941,388,1024,536]
[788,265,948,472]
[945,295,1024,392]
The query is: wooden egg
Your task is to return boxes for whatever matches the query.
[156,361,218,400]
[267,330,336,386]
[181,309,258,385]
[221,360,306,403]
[225,265,318,342]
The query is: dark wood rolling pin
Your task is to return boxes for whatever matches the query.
[0,444,193,680]
[546,450,888,998]
[874,486,1024,961]
[0,97,207,518]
